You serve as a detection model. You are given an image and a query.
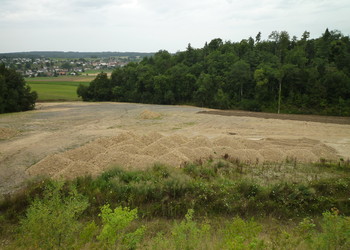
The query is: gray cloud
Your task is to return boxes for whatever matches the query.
[0,0,349,52]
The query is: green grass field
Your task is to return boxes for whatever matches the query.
[27,77,91,101]
[84,69,113,75]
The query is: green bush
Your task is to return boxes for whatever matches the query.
[149,209,210,250]
[69,162,350,219]
[311,209,350,249]
[3,160,350,249]
[3,174,350,249]
[171,209,210,249]
[17,181,88,249]
[97,204,145,249]
[273,208,350,249]
[222,217,265,249]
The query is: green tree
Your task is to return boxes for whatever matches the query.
[0,64,37,113]
[168,63,196,103]
[61,62,72,70]
[153,74,174,104]
[194,73,216,107]
[77,84,91,101]
[89,72,112,101]
[153,50,173,74]
[255,32,262,43]
[268,31,290,113]
[214,88,231,109]
[225,60,251,102]
[183,43,199,66]
[136,64,155,103]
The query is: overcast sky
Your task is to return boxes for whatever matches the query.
[1,0,349,53]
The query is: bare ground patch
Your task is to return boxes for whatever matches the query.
[0,128,19,140]
[1,102,350,195]
[198,110,350,125]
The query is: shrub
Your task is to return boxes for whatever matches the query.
[18,181,89,249]
[171,209,210,249]
[97,204,145,249]
[222,217,265,249]
[150,209,210,250]
[312,208,350,249]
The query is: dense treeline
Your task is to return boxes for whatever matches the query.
[78,29,350,115]
[0,64,37,113]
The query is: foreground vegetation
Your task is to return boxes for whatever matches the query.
[78,29,350,116]
[1,158,350,249]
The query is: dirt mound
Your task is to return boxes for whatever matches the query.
[26,131,339,180]
[139,110,161,119]
[0,127,18,140]
[213,137,246,149]
[259,148,286,163]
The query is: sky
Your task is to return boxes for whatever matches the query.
[0,0,349,53]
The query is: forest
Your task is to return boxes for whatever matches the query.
[78,29,350,116]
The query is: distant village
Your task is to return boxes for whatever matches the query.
[0,56,143,77]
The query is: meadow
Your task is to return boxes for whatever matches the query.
[26,76,91,101]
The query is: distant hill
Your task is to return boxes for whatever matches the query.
[0,51,155,58]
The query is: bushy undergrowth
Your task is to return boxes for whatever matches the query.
[71,160,350,218]
[4,192,350,249]
[18,181,89,249]
[1,159,350,249]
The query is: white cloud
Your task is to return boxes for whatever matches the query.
[0,0,349,52]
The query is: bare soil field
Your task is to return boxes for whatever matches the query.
[199,110,350,125]
[1,102,350,195]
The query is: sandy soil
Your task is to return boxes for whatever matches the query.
[0,128,19,140]
[1,102,350,195]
